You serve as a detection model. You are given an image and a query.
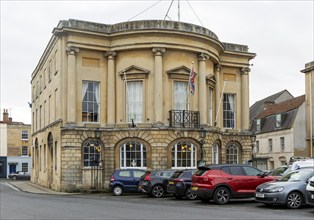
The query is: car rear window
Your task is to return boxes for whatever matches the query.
[194,169,208,176]
[172,171,183,178]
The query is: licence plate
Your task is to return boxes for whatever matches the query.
[311,194,314,199]
[256,193,264,198]
[168,181,174,185]
[191,186,198,191]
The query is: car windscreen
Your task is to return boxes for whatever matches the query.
[278,170,313,182]
[171,171,183,179]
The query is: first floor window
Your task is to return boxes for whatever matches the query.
[280,137,285,152]
[223,93,236,128]
[126,81,143,123]
[120,142,146,168]
[209,88,213,126]
[83,140,101,167]
[212,143,219,164]
[268,139,273,152]
[82,81,100,122]
[174,81,188,110]
[22,130,28,140]
[226,143,239,164]
[22,146,28,156]
[22,163,28,172]
[172,142,196,168]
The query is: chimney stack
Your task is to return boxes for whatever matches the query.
[3,109,9,122]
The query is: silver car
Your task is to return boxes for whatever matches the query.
[255,168,314,209]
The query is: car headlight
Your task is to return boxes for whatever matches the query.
[269,187,284,193]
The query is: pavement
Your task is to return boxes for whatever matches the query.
[4,180,74,195]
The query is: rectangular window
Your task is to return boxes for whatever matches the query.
[209,88,213,126]
[256,140,259,153]
[276,114,281,127]
[82,81,100,122]
[21,130,28,140]
[280,137,285,152]
[126,81,143,123]
[223,93,236,128]
[22,146,28,156]
[22,163,28,172]
[268,139,273,152]
[55,141,58,172]
[174,81,188,110]
[256,119,261,131]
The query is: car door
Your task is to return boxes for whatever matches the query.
[222,166,246,193]
[117,170,133,192]
[131,170,146,191]
[242,166,274,192]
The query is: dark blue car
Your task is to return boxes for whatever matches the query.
[109,169,146,196]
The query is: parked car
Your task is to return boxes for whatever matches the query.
[255,167,314,209]
[267,165,288,176]
[281,159,314,176]
[191,164,276,205]
[305,175,314,205]
[8,171,31,180]
[138,169,175,198]
[167,169,197,200]
[109,169,146,196]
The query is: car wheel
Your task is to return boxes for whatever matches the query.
[213,187,230,205]
[286,191,303,209]
[12,176,17,180]
[113,186,123,196]
[151,185,164,198]
[185,188,197,200]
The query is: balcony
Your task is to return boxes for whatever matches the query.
[169,110,200,128]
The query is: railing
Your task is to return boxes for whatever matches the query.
[169,110,200,128]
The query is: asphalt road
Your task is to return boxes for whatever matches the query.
[1,182,314,220]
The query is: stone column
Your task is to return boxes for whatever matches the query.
[241,67,251,130]
[152,48,166,124]
[198,53,209,125]
[104,51,117,125]
[214,64,221,127]
[66,46,79,124]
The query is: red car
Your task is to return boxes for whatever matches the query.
[191,164,277,205]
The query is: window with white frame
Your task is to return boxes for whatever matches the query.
[212,143,219,164]
[22,146,28,156]
[223,94,236,128]
[174,81,188,110]
[21,130,28,140]
[276,114,281,127]
[226,143,239,164]
[82,81,100,122]
[268,139,273,152]
[280,137,285,152]
[209,88,213,126]
[83,140,101,167]
[22,163,28,172]
[120,142,146,168]
[256,119,261,131]
[172,142,197,169]
[126,81,143,123]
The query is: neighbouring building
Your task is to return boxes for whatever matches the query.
[250,95,306,170]
[31,19,255,192]
[0,109,32,178]
[301,61,314,158]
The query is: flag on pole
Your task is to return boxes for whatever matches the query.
[189,65,195,95]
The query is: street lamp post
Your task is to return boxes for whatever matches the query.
[198,128,206,167]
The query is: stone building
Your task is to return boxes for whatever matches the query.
[31,19,255,192]
[0,109,32,178]
[301,61,314,158]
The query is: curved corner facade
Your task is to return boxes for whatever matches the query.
[31,19,255,191]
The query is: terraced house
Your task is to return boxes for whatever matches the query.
[31,19,255,191]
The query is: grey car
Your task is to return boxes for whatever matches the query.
[255,168,314,209]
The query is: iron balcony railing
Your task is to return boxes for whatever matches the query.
[169,110,200,128]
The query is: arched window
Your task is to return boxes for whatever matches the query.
[172,142,196,169]
[83,139,101,167]
[212,142,219,164]
[226,143,240,164]
[120,142,146,168]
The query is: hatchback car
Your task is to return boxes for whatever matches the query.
[255,168,314,209]
[8,171,31,180]
[109,169,146,196]
[167,169,197,200]
[138,169,175,198]
[191,164,276,205]
[306,175,314,205]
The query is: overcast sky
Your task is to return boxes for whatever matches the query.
[1,0,313,124]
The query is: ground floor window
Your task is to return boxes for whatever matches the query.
[22,163,28,172]
[83,140,101,167]
[172,141,196,169]
[120,142,147,168]
[226,142,240,164]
